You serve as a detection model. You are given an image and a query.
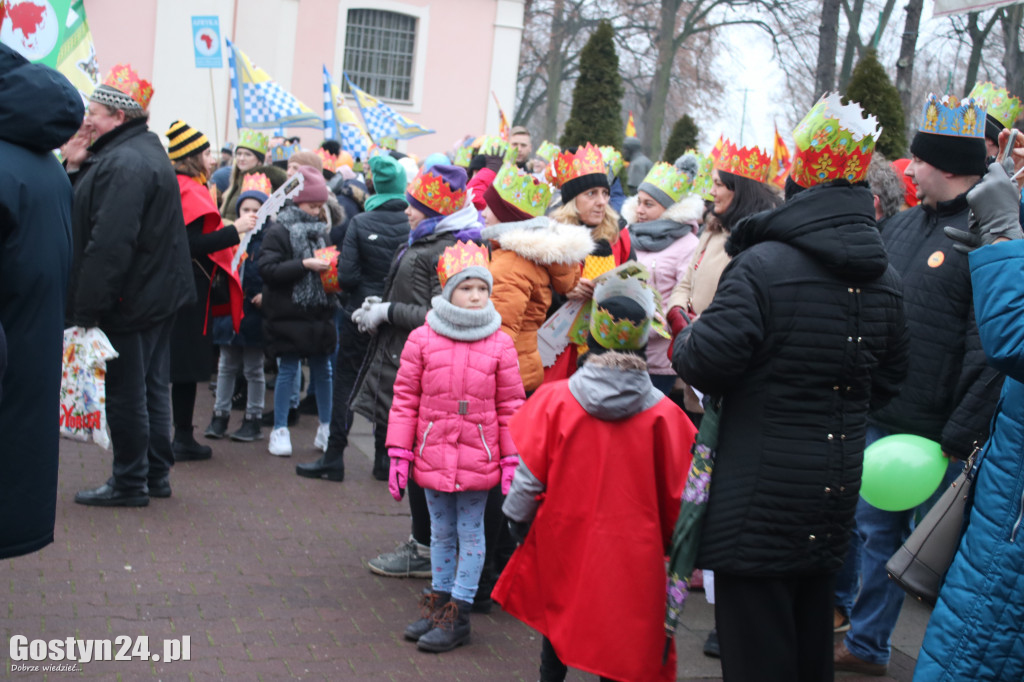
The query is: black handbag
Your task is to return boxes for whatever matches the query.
[885,445,981,606]
[194,259,230,307]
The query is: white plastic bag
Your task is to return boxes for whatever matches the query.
[59,327,118,449]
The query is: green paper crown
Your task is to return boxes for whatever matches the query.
[968,81,1023,129]
[689,149,714,201]
[536,140,560,162]
[477,135,516,163]
[494,162,552,217]
[642,162,693,203]
[598,146,624,175]
[238,129,269,155]
[589,304,650,351]
[454,145,473,168]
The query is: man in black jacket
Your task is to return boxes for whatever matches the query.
[673,95,909,682]
[62,64,194,507]
[835,93,1004,676]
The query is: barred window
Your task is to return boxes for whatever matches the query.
[343,9,417,102]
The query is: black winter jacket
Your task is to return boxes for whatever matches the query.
[674,183,909,576]
[66,118,194,332]
[870,197,1003,457]
[338,199,410,312]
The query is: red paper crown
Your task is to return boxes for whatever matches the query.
[710,135,771,183]
[240,173,272,196]
[102,63,154,110]
[315,148,339,172]
[545,142,606,188]
[436,241,490,289]
[408,170,467,216]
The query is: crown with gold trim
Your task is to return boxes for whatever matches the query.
[535,140,560,162]
[967,82,1022,130]
[238,129,269,156]
[545,142,605,188]
[90,63,153,111]
[589,268,659,352]
[918,93,987,138]
[790,92,881,187]
[710,135,771,183]
[493,162,552,217]
[640,162,694,204]
[436,241,491,289]
[407,167,467,216]
[687,149,714,200]
[477,135,516,164]
[240,173,272,197]
[598,146,624,176]
[269,143,300,163]
[453,144,474,167]
[316,148,339,172]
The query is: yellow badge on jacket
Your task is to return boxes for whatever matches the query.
[927,250,945,268]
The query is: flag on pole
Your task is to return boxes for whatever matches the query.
[1,0,99,98]
[933,0,1023,16]
[322,66,372,159]
[625,111,637,138]
[492,91,510,141]
[768,124,791,189]
[226,39,322,131]
[344,73,434,145]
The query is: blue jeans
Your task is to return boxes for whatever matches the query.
[424,488,488,603]
[843,426,965,664]
[274,354,331,428]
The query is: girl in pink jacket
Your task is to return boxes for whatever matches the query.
[386,241,525,653]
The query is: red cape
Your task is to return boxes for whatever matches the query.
[492,380,695,682]
[177,176,243,332]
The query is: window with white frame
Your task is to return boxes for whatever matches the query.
[343,9,417,102]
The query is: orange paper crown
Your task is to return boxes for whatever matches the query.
[407,169,467,216]
[315,148,339,172]
[710,135,771,183]
[436,241,490,289]
[102,63,154,110]
[545,143,606,188]
[240,172,272,196]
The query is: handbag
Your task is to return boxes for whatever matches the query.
[194,259,230,307]
[885,445,981,606]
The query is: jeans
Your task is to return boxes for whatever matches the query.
[274,354,331,428]
[844,426,966,664]
[104,318,175,491]
[424,488,488,602]
[213,345,265,416]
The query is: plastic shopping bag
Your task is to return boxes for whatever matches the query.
[59,327,118,449]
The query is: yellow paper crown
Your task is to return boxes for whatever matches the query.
[710,135,771,183]
[545,143,605,188]
[436,241,490,289]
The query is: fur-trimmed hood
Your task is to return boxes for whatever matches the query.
[620,193,705,227]
[481,216,594,265]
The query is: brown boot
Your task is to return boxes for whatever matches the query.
[834,640,887,676]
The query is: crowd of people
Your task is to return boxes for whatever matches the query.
[3,47,1024,681]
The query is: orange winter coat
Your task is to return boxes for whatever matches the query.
[482,217,594,392]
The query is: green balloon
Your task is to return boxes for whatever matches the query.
[860,434,947,511]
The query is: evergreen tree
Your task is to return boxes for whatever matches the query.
[559,21,624,150]
[844,48,907,160]
[662,114,700,163]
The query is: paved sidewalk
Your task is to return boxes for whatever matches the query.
[3,387,927,680]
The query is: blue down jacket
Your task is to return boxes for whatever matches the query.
[915,239,1024,681]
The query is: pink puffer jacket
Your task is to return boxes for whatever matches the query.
[386,323,525,493]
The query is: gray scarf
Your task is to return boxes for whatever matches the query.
[278,205,337,310]
[629,219,692,252]
[426,295,502,341]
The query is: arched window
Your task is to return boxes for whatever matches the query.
[343,9,416,102]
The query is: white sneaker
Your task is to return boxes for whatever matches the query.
[269,427,292,456]
[314,423,330,452]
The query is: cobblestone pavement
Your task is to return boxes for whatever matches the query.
[3,385,927,680]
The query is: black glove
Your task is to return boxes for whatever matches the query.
[483,154,504,173]
[944,162,1024,253]
[507,519,531,545]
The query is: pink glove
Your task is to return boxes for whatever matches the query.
[388,448,414,502]
[500,456,519,496]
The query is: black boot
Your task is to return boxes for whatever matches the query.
[417,599,471,652]
[204,412,229,439]
[230,414,263,442]
[295,447,345,481]
[172,426,212,461]
[372,450,389,481]
[404,590,450,641]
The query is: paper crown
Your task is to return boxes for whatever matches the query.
[316,148,339,172]
[918,93,987,138]
[545,143,605,188]
[493,162,552,217]
[790,92,881,187]
[407,168,467,216]
[535,140,560,162]
[270,143,300,163]
[640,162,693,204]
[710,136,771,183]
[436,241,490,289]
[240,172,272,197]
[453,144,474,167]
[94,64,153,111]
[477,135,516,164]
[685,149,714,201]
[967,81,1023,129]
[238,129,269,156]
[589,270,659,351]
[598,146,624,176]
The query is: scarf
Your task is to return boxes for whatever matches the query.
[629,219,692,252]
[426,295,502,342]
[277,205,337,310]
[408,193,485,245]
